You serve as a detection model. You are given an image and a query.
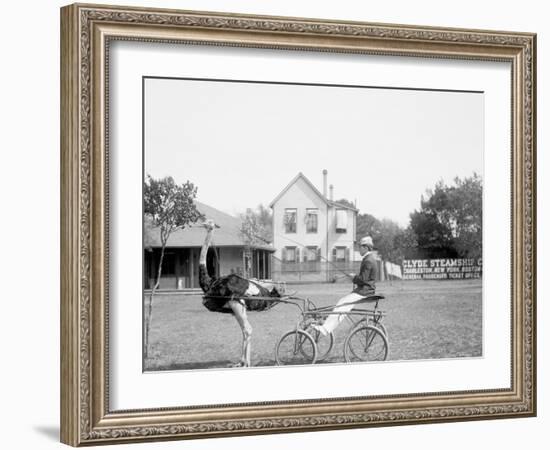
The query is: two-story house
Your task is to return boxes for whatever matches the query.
[270,171,358,273]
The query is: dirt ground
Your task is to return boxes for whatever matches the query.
[144,279,482,371]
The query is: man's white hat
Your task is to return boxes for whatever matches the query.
[359,236,374,248]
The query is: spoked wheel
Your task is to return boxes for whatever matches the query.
[275,330,317,365]
[344,325,389,363]
[302,301,334,362]
[304,324,334,362]
[369,320,388,339]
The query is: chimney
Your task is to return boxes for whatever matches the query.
[323,169,328,198]
[329,184,334,201]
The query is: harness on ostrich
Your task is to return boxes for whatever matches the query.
[201,273,281,313]
[201,235,280,314]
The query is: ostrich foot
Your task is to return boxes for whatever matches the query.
[228,361,247,368]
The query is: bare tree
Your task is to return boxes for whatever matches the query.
[239,207,271,246]
[143,175,203,357]
[239,204,273,244]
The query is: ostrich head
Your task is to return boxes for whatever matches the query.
[203,219,216,231]
[199,219,220,264]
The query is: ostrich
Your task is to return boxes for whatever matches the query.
[198,219,280,367]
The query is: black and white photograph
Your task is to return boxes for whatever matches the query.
[0,0,544,447]
[142,76,483,371]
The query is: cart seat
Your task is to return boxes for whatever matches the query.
[352,295,385,305]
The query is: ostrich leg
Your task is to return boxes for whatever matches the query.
[228,299,253,367]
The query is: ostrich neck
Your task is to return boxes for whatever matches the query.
[199,229,213,266]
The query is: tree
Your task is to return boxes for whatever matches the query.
[356,213,413,264]
[409,207,457,258]
[409,173,482,259]
[336,199,413,264]
[334,198,356,209]
[143,175,203,357]
[447,174,483,258]
[254,204,274,242]
[393,226,419,261]
[240,210,269,246]
[239,204,273,244]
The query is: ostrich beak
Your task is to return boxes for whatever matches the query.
[202,219,221,229]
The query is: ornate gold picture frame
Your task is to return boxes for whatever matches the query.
[60,3,536,446]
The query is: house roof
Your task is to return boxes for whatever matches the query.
[144,201,275,251]
[269,172,358,212]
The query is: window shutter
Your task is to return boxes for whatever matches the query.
[345,247,350,262]
[317,247,322,262]
[332,247,337,261]
[295,247,300,263]
[336,209,347,231]
[282,248,287,262]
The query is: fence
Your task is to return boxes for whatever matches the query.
[271,258,387,284]
[270,257,481,284]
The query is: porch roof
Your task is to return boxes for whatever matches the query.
[144,201,275,252]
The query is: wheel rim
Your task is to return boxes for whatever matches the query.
[345,326,388,362]
[276,330,317,365]
[370,321,388,339]
[305,326,334,361]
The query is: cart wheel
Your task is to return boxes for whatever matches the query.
[369,320,388,339]
[302,301,334,362]
[305,325,334,362]
[344,325,389,363]
[275,330,317,365]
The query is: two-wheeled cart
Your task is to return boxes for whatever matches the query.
[274,295,389,365]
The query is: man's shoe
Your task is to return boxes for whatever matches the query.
[311,323,328,337]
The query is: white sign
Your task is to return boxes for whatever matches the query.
[402,258,482,280]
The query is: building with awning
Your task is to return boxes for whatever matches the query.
[144,201,274,290]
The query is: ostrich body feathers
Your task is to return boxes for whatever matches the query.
[199,266,280,313]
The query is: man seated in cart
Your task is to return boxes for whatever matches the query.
[312,236,378,336]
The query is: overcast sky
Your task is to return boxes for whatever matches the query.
[144,77,483,226]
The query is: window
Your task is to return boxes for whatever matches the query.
[282,247,300,263]
[283,246,297,262]
[335,209,347,233]
[333,246,349,262]
[306,208,318,233]
[305,246,319,262]
[284,208,297,233]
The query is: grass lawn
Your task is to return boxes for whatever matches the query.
[144,279,482,371]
